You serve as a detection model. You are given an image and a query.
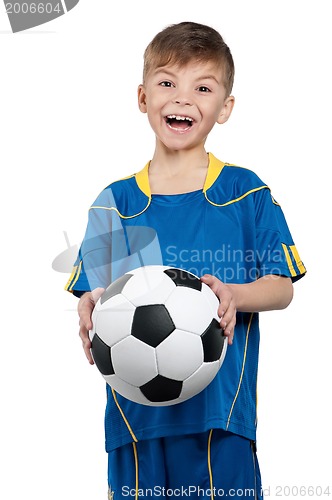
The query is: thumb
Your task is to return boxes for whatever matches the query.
[91,287,105,304]
[201,274,224,296]
[201,274,214,284]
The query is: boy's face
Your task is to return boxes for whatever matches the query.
[138,60,234,152]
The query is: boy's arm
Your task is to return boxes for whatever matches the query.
[201,274,293,345]
[229,274,293,312]
[77,288,104,364]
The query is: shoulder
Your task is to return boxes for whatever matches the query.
[222,164,266,186]
[90,172,150,219]
[206,161,270,207]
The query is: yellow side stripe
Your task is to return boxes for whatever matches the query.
[204,185,269,208]
[282,244,297,277]
[255,383,258,427]
[226,313,253,429]
[207,430,215,500]
[290,245,306,274]
[112,389,138,443]
[132,442,139,500]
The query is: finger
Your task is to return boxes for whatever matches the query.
[222,323,235,345]
[220,301,236,328]
[218,298,229,319]
[201,274,221,294]
[218,290,234,318]
[79,324,94,365]
[84,342,94,365]
[225,331,235,346]
[80,311,93,331]
[200,274,214,283]
[221,313,236,345]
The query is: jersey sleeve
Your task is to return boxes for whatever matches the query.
[64,182,164,297]
[65,188,116,297]
[254,188,306,282]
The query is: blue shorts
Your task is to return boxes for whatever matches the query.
[107,430,263,499]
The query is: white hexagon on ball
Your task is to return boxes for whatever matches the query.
[121,266,175,306]
[180,361,220,401]
[165,286,214,334]
[156,329,203,380]
[201,283,220,320]
[111,336,158,386]
[93,294,135,347]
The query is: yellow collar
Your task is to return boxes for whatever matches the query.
[135,152,226,198]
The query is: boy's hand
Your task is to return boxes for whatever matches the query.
[200,275,236,345]
[77,288,105,364]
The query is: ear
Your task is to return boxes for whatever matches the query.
[217,95,235,125]
[138,84,147,114]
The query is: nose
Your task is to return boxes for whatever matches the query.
[174,97,193,106]
[173,88,193,106]
[174,98,192,106]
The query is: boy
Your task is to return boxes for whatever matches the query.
[66,22,306,499]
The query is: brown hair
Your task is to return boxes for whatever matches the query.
[143,22,235,96]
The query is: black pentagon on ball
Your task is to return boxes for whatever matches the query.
[140,375,183,402]
[164,268,202,291]
[201,319,226,362]
[100,273,133,305]
[91,333,114,375]
[131,304,175,347]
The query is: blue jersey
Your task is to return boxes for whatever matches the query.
[66,153,306,451]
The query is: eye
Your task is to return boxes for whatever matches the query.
[159,81,174,88]
[197,86,211,93]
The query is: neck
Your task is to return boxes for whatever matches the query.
[149,145,209,177]
[148,145,210,195]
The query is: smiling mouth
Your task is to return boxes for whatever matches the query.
[165,115,194,131]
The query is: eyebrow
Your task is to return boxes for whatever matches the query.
[197,74,221,84]
[153,68,178,78]
[154,68,221,84]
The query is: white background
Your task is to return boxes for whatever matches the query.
[1,1,331,499]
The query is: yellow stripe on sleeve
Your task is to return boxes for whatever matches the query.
[64,263,82,292]
[67,261,82,291]
[64,265,78,292]
[290,245,306,274]
[282,244,297,277]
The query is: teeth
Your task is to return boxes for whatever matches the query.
[167,115,193,121]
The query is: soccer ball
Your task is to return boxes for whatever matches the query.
[89,266,227,406]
